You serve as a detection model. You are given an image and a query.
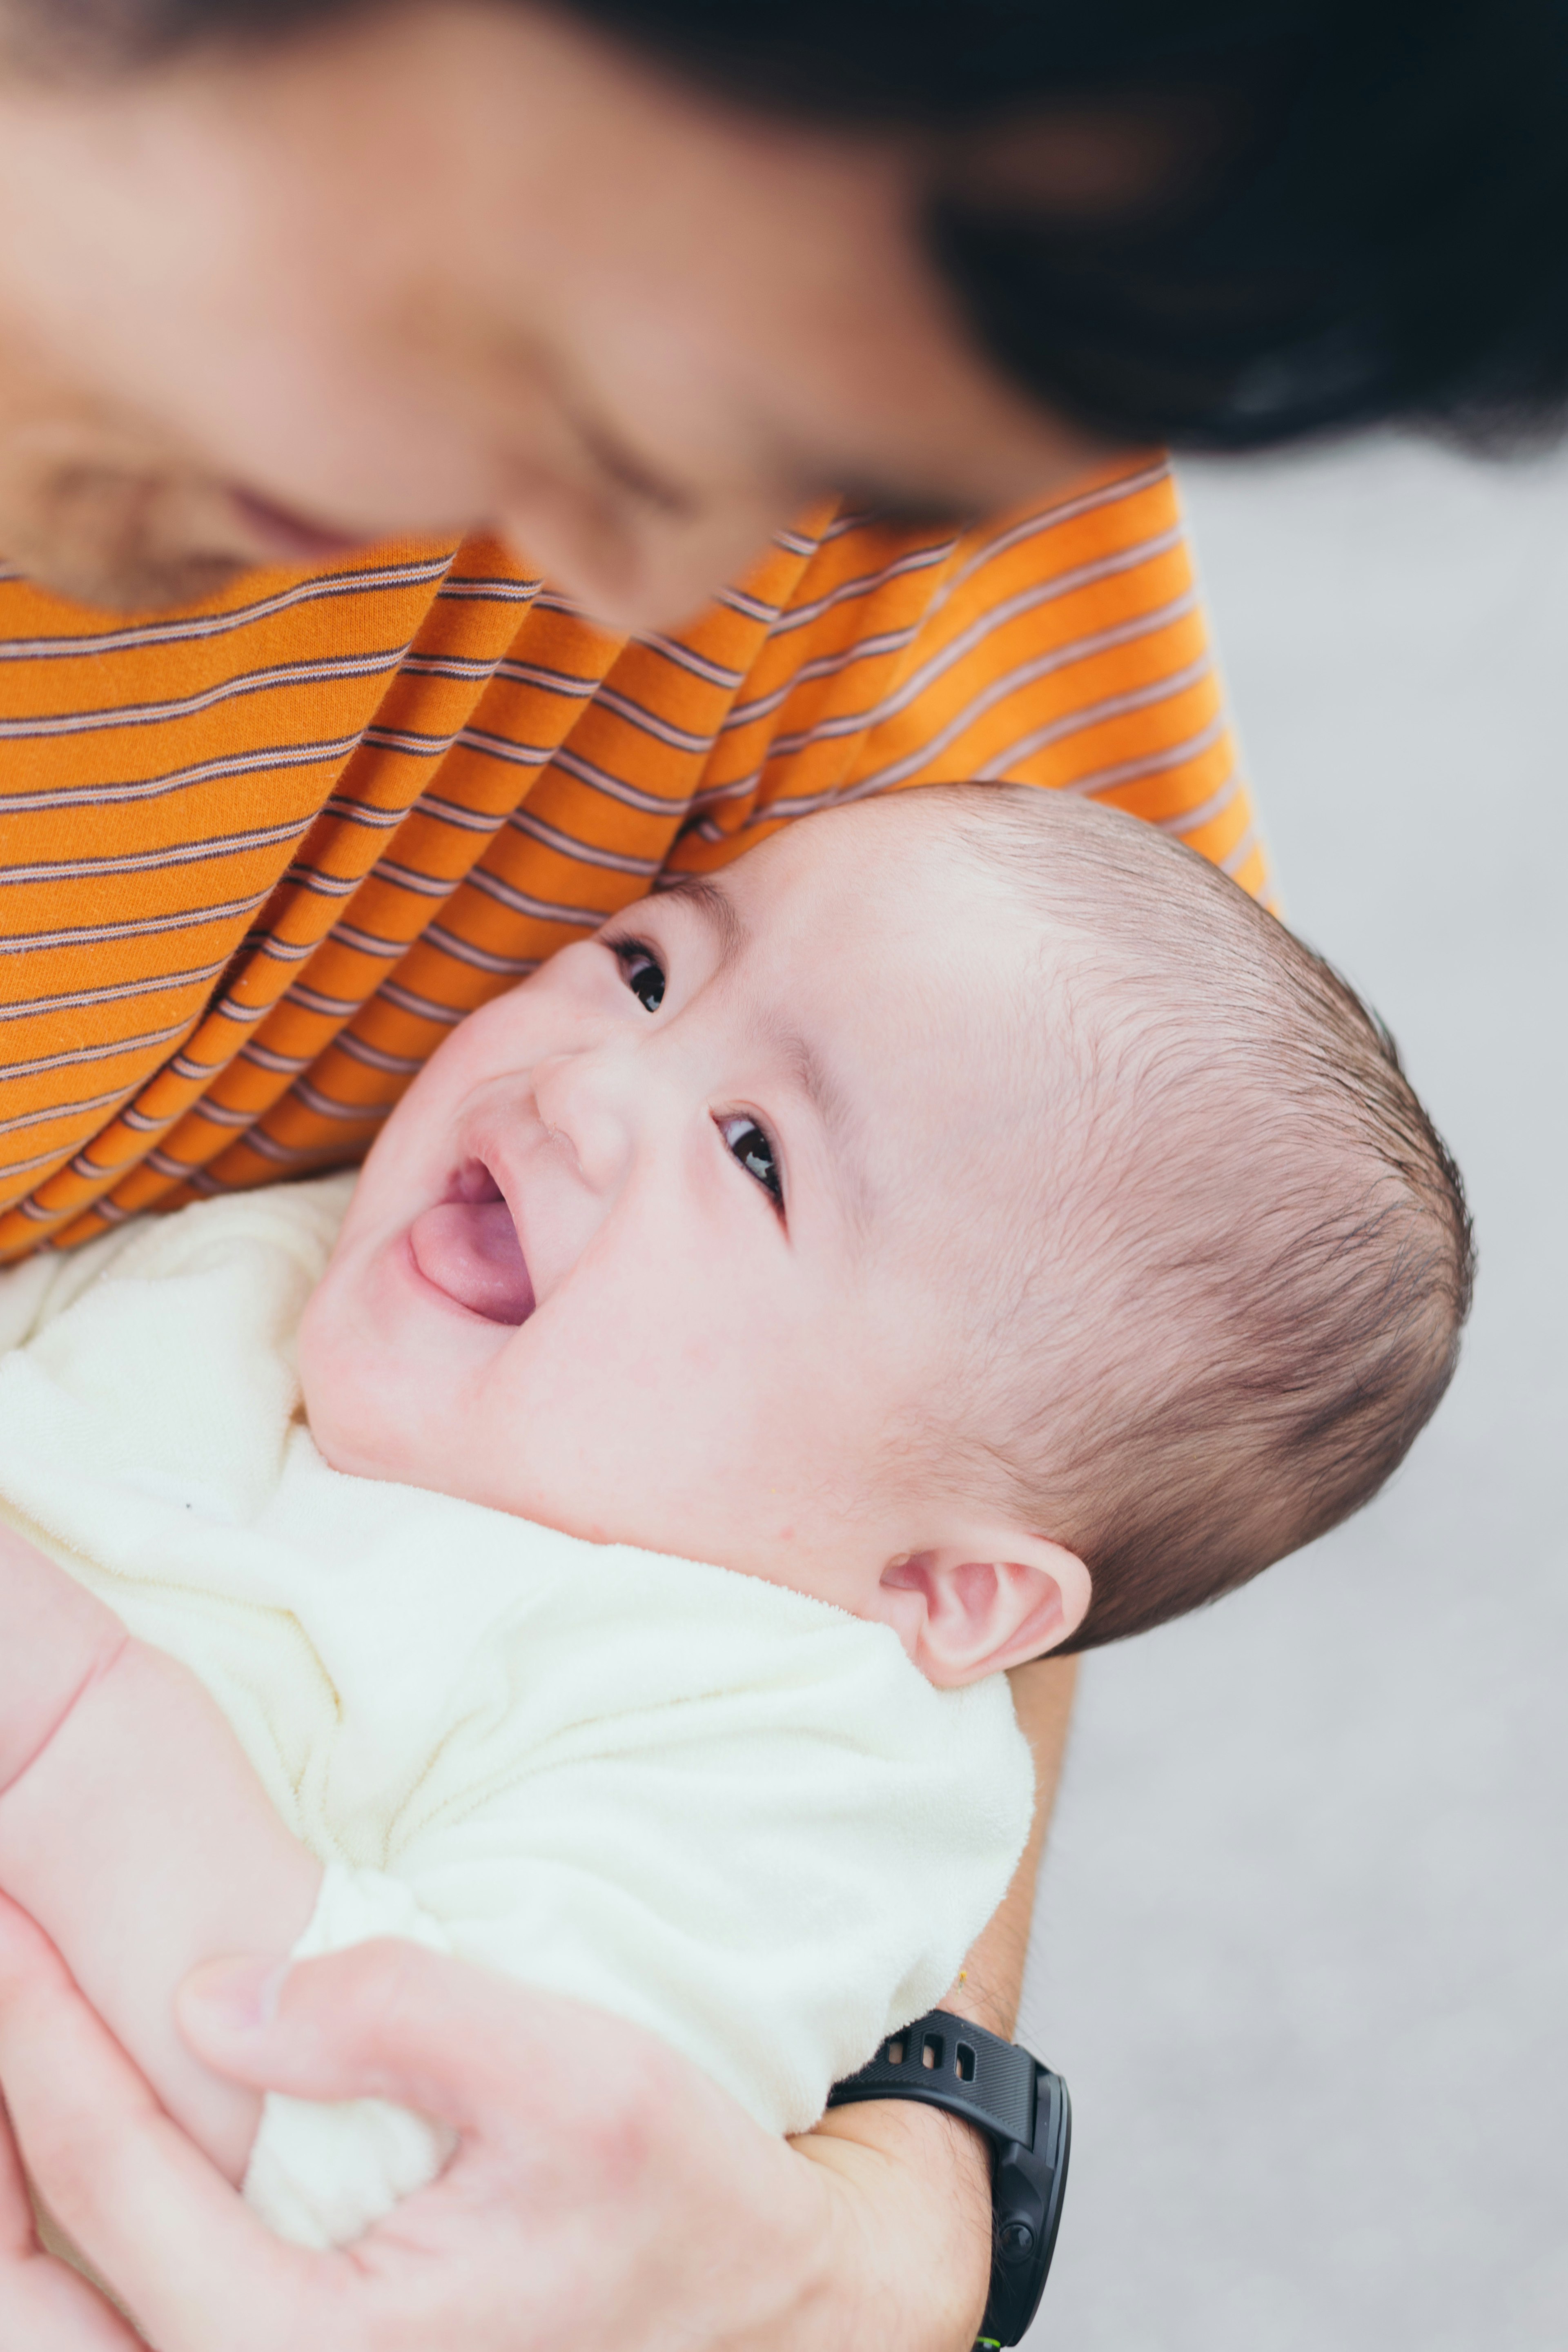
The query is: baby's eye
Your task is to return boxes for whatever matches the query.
[614,940,666,1013]
[719,1114,784,1209]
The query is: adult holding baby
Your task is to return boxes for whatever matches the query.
[0,4,1561,2350]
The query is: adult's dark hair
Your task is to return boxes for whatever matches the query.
[27,1,1568,454]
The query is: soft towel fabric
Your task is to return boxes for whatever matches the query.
[0,1178,1034,2249]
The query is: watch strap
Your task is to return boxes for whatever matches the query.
[825,2009,1038,2143]
[826,2010,1071,2347]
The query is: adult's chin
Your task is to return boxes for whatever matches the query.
[0,465,261,613]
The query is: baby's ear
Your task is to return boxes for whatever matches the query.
[871,1528,1091,1688]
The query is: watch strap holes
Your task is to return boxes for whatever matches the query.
[880,2029,976,2079]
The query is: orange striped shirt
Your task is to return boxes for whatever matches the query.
[0,456,1263,1262]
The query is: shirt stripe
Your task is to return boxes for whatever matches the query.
[0,459,1267,1257]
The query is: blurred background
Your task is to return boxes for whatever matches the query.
[1018,434,1568,2352]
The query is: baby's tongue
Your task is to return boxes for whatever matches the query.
[409,1199,536,1325]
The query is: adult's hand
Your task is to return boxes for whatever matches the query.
[0,2037,140,2346]
[0,1895,992,2352]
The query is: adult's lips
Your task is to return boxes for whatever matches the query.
[225,485,370,566]
[408,1161,536,1325]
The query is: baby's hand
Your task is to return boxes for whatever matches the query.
[0,1528,322,2181]
[0,1527,126,1800]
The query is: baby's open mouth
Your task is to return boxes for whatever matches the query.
[408,1159,536,1325]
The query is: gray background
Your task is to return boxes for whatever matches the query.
[1018,435,1568,2352]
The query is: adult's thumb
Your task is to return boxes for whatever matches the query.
[177,1939,677,2146]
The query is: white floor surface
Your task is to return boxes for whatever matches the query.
[1017,434,1568,2352]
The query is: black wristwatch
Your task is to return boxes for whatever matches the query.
[826,2010,1071,2348]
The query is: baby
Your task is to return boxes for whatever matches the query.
[0,784,1471,2250]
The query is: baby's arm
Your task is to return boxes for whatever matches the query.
[0,1523,322,2182]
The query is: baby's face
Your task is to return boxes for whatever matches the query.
[300,802,1033,1610]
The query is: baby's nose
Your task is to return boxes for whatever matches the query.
[532,1048,637,1192]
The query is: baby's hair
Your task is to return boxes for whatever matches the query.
[901,783,1473,1653]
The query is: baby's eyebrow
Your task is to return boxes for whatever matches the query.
[661,871,872,1235]
[664,876,847,1135]
[776,1025,845,1132]
[656,873,747,966]
[770,1019,874,1243]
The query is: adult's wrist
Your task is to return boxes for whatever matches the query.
[802,2092,993,2352]
[829,2010,1071,2348]
[794,1657,1078,2350]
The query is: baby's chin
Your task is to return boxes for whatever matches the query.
[294,1245,424,1482]
[294,1273,369,1475]
[295,1222,520,1488]
[295,1341,416,1486]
